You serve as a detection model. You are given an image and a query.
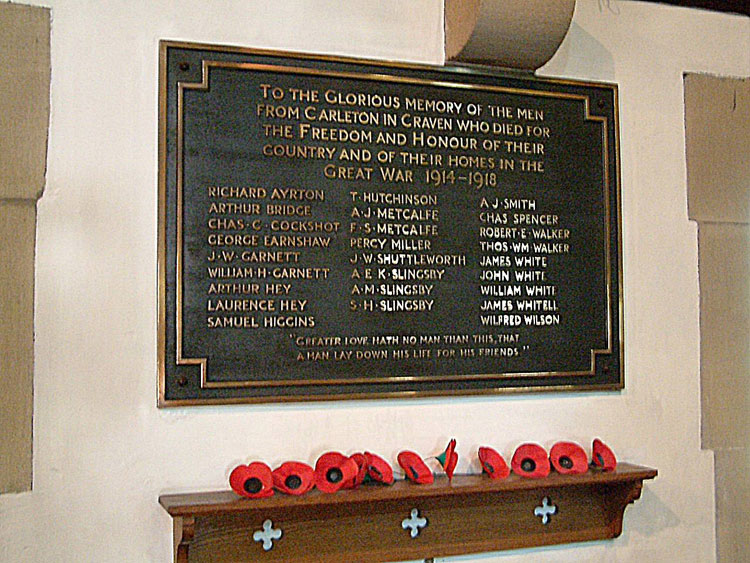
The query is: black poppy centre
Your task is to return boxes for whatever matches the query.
[243,477,263,494]
[326,467,343,483]
[559,456,573,469]
[285,474,303,490]
[521,458,536,472]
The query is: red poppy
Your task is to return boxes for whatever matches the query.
[549,441,588,475]
[229,462,274,498]
[591,438,617,471]
[397,450,434,484]
[511,443,550,479]
[314,451,358,493]
[478,446,510,480]
[344,453,368,489]
[436,439,458,481]
[364,451,394,485]
[272,461,315,495]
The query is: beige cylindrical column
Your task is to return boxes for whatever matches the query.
[445,0,576,70]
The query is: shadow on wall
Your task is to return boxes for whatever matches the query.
[626,485,681,537]
[541,23,616,82]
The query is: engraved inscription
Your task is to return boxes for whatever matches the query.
[161,44,622,403]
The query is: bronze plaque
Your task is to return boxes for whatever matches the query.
[158,41,623,406]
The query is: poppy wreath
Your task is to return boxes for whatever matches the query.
[314,451,359,493]
[435,439,458,481]
[229,461,275,498]
[478,446,510,480]
[228,438,620,499]
[272,461,315,495]
[397,450,434,484]
[549,441,588,475]
[590,438,617,471]
[364,451,394,485]
[511,443,550,479]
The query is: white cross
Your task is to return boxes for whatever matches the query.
[253,519,282,551]
[534,497,557,525]
[402,508,428,538]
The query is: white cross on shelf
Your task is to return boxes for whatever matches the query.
[402,508,428,538]
[253,519,283,551]
[534,496,558,525]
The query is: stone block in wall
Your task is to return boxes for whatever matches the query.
[686,72,750,563]
[0,3,50,200]
[0,201,36,492]
[686,74,749,223]
[0,2,50,493]
[714,447,750,563]
[698,223,750,450]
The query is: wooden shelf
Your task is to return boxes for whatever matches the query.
[160,462,656,562]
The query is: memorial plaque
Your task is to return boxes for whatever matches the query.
[158,41,623,406]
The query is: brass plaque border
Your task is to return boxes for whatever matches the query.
[158,41,624,405]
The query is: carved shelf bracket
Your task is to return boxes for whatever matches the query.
[160,463,656,562]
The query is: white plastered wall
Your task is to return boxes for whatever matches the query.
[1,1,748,561]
